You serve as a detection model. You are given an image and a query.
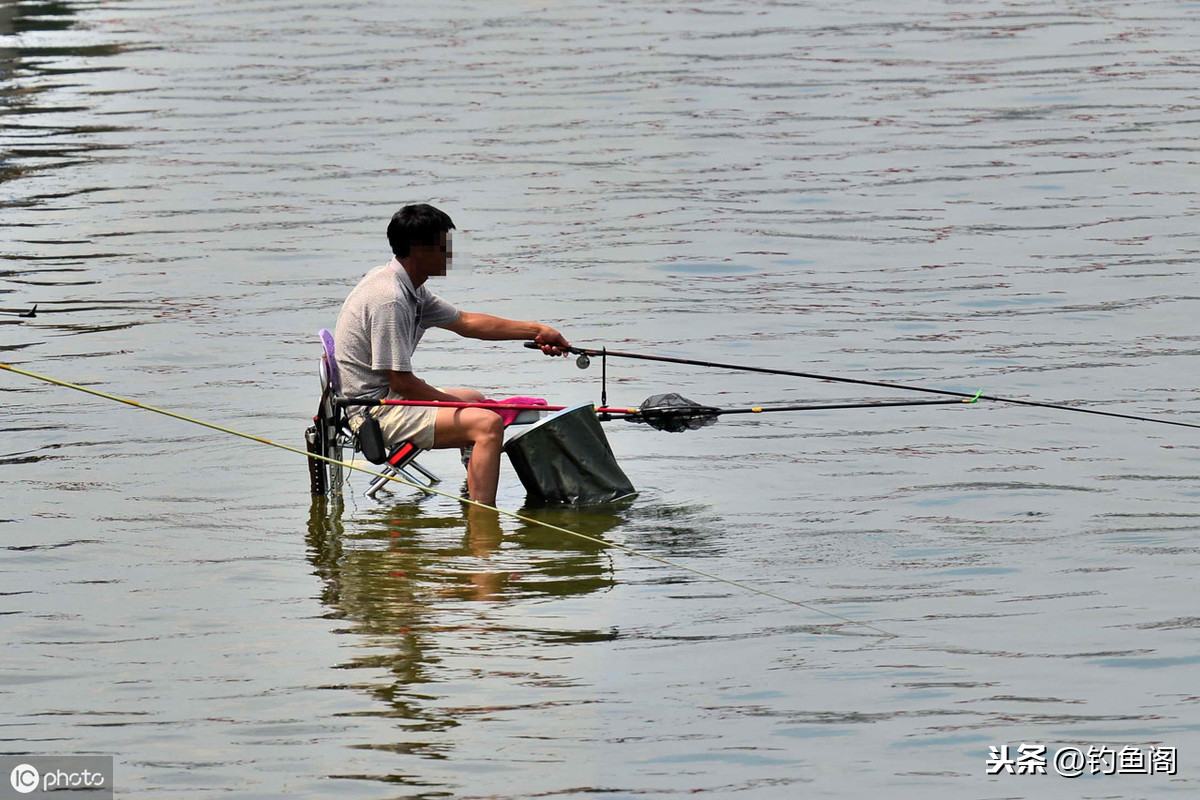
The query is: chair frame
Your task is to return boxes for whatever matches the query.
[310,330,441,500]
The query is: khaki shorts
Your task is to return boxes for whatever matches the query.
[352,391,440,450]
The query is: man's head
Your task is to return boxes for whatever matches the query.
[388,204,456,276]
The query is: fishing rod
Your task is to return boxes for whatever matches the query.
[337,394,973,432]
[0,360,896,637]
[528,342,1200,431]
[337,398,626,413]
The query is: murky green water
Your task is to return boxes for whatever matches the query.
[3,1,1198,797]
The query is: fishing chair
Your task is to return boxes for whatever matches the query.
[309,329,441,499]
[307,330,546,500]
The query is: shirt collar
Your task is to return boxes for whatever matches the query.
[388,258,418,297]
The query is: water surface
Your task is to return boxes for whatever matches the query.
[2,1,1198,797]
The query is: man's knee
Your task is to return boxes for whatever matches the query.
[472,410,503,442]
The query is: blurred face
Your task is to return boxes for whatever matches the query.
[408,231,451,277]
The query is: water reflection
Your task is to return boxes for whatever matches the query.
[305,497,621,762]
[1,1,76,36]
[0,0,126,187]
[8,0,1200,792]
[2,0,133,333]
[312,499,623,604]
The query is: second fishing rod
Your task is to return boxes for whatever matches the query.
[338,395,970,433]
[526,342,1200,431]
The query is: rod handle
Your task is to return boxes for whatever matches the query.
[524,341,586,355]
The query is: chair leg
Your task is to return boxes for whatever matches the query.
[398,465,438,494]
[305,425,327,495]
[323,429,344,497]
[407,460,441,485]
[364,458,441,499]
[364,468,394,499]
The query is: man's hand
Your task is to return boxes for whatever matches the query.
[534,326,570,356]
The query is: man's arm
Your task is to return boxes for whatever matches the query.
[445,311,570,355]
[388,370,467,402]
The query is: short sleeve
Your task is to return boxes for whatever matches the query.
[420,291,460,329]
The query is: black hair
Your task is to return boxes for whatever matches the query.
[387,204,456,258]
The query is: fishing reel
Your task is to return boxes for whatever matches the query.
[527,342,604,400]
[574,348,606,405]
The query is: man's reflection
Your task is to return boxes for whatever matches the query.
[305,496,626,662]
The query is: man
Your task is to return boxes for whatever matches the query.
[334,203,569,505]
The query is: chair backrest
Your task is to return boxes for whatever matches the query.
[319,329,341,395]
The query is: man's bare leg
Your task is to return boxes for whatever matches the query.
[440,388,487,467]
[432,406,503,505]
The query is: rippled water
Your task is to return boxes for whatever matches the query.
[3,0,1199,797]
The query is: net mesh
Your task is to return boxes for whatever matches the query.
[635,393,720,432]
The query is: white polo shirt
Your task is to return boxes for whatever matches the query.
[333,258,460,404]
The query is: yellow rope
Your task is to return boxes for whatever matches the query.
[1,361,897,638]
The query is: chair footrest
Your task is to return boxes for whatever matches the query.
[365,441,440,499]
